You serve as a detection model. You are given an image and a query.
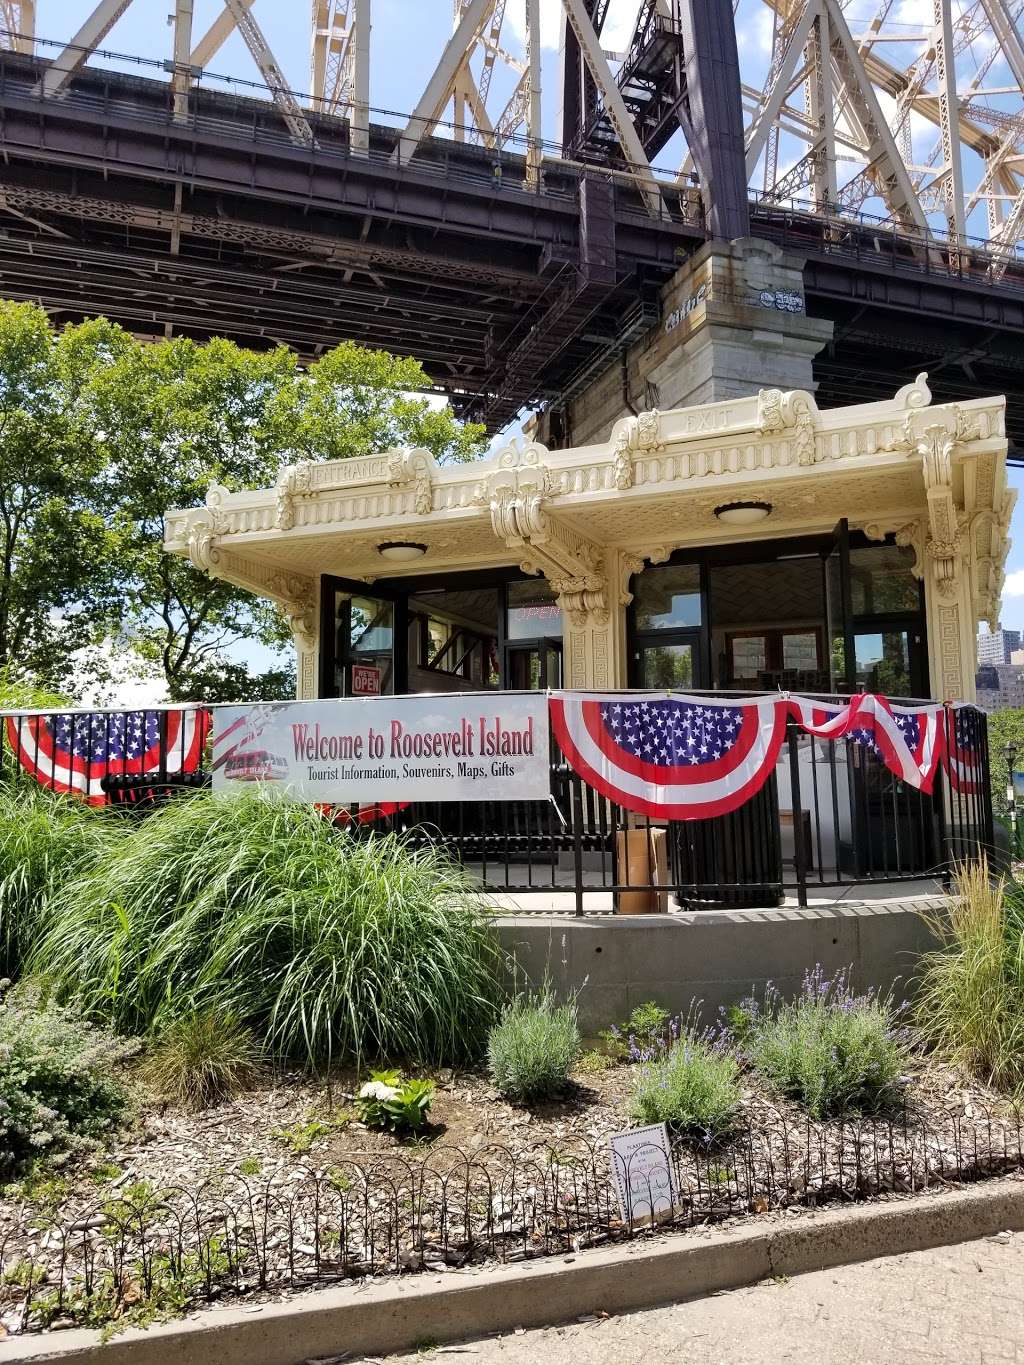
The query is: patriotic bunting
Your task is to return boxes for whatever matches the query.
[550,691,970,820]
[787,693,945,795]
[6,709,210,806]
[549,693,789,820]
[945,703,985,795]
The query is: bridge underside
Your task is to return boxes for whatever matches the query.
[0,56,1023,455]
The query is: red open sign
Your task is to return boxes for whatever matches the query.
[351,664,382,696]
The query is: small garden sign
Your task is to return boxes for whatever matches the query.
[609,1122,675,1226]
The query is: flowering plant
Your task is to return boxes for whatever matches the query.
[0,982,134,1177]
[355,1069,436,1132]
[745,965,910,1118]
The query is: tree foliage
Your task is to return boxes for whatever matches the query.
[0,303,485,700]
[0,303,125,687]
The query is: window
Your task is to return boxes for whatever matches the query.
[782,631,819,670]
[731,634,766,679]
[848,545,919,615]
[632,563,702,631]
[348,596,393,653]
[506,579,562,641]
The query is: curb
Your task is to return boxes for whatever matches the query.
[3,1176,1023,1364]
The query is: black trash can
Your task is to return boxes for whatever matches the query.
[670,771,784,909]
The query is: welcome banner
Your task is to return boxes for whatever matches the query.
[211,693,551,804]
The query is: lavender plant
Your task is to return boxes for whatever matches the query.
[746,966,910,1119]
[630,1026,741,1139]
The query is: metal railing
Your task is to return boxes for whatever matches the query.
[0,694,995,914]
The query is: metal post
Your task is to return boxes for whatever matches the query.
[570,769,585,917]
[1005,740,1018,857]
[787,719,808,907]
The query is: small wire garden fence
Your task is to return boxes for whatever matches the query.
[2,1101,1022,1335]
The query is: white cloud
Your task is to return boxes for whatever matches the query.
[1002,569,1024,598]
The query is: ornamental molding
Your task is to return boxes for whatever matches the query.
[266,571,318,650]
[892,405,984,602]
[609,409,664,491]
[894,521,927,581]
[480,443,609,625]
[386,446,436,515]
[274,460,312,531]
[757,387,818,466]
[619,553,646,606]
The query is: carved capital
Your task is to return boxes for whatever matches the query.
[267,571,318,650]
[551,574,609,628]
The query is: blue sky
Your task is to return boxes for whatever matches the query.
[37,1,1024,639]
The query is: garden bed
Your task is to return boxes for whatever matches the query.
[1,1055,1021,1338]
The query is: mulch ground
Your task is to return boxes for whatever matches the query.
[0,1053,1020,1337]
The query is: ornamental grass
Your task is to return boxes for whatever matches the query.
[32,791,504,1068]
[0,783,109,981]
[915,858,1024,1095]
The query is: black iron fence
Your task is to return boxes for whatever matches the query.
[0,694,995,914]
[1,1102,1020,1335]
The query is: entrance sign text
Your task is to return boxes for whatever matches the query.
[213,694,550,803]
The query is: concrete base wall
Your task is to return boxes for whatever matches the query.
[496,899,945,1034]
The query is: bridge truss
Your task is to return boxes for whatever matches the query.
[4,0,1024,259]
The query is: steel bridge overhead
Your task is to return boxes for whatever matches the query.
[0,0,1023,447]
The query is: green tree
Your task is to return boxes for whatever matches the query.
[86,333,300,701]
[985,706,1024,821]
[0,302,125,690]
[92,335,485,701]
[276,341,484,464]
[0,306,485,703]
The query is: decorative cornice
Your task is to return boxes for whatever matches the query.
[757,387,818,465]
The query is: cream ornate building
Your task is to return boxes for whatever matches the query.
[164,375,1011,707]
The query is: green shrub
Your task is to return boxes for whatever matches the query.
[0,984,134,1177]
[630,1032,741,1139]
[141,1009,264,1111]
[488,992,580,1102]
[915,859,1024,1094]
[599,1000,672,1062]
[746,967,909,1119]
[0,784,106,979]
[356,1069,436,1132]
[32,791,503,1068]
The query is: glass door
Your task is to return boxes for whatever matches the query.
[504,637,562,690]
[823,519,855,694]
[324,580,401,697]
[852,624,928,698]
[634,632,701,689]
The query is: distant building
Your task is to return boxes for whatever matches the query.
[976,662,1024,712]
[978,625,1022,666]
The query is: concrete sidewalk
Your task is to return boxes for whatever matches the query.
[379,1230,1024,1365]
